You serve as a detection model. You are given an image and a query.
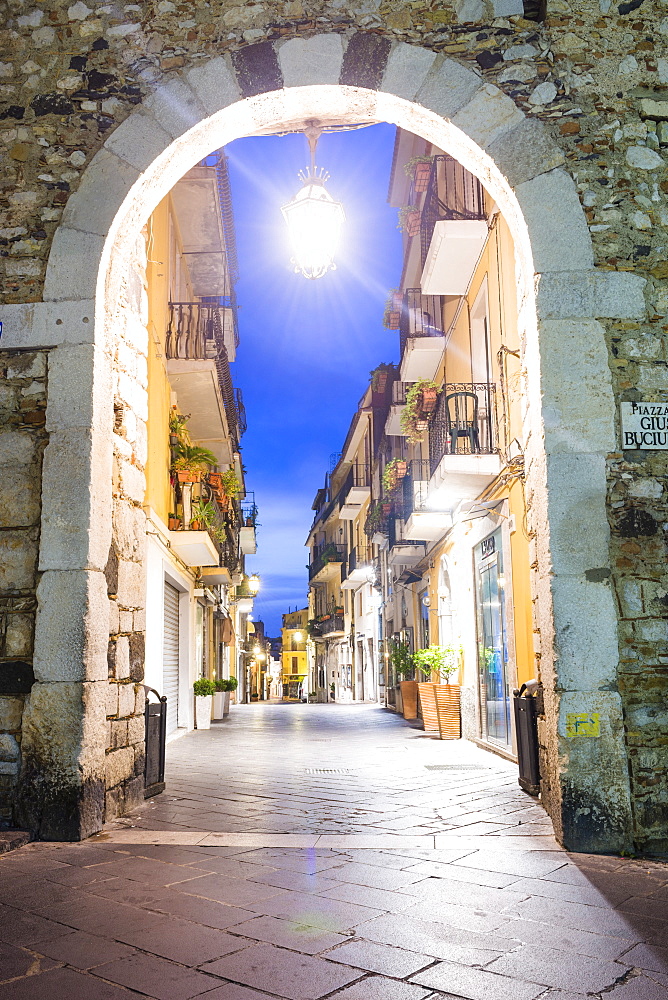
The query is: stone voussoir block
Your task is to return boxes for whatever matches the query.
[452,83,525,150]
[380,41,437,102]
[144,77,208,139]
[61,149,140,239]
[117,681,136,719]
[416,58,482,122]
[103,111,173,172]
[186,54,241,115]
[487,117,565,188]
[278,34,345,88]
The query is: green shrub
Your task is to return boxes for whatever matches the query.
[193,678,215,697]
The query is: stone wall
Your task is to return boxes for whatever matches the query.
[0,0,666,850]
[0,350,48,824]
[104,230,149,823]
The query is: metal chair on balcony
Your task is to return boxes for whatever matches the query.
[445,391,481,454]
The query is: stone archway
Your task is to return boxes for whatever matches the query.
[3,35,647,851]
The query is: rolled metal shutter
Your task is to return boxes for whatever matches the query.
[163,582,180,735]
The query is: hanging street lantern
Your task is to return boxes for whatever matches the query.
[281,120,345,280]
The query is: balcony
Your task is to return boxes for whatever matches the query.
[169,481,239,570]
[340,464,371,519]
[399,460,453,542]
[320,614,346,637]
[309,543,346,584]
[387,514,426,567]
[165,303,243,463]
[385,381,414,437]
[364,500,391,543]
[427,383,502,508]
[399,289,445,382]
[342,545,374,590]
[419,155,488,296]
[239,496,258,555]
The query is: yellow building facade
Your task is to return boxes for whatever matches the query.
[281,609,309,700]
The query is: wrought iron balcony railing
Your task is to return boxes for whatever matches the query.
[420,155,487,267]
[428,382,497,475]
[309,543,347,581]
[399,288,445,360]
[345,545,373,579]
[320,614,345,636]
[166,302,245,446]
[391,381,415,405]
[399,460,432,523]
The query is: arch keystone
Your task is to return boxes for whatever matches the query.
[278,35,345,88]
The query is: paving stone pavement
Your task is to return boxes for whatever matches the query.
[1,703,667,999]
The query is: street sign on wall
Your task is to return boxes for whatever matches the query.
[621,401,668,450]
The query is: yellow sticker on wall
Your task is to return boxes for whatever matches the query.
[565,713,601,737]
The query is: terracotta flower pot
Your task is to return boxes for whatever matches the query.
[434,684,461,740]
[413,161,431,192]
[208,473,223,488]
[386,310,401,329]
[420,387,438,413]
[395,460,407,477]
[418,682,439,733]
[406,212,420,237]
[190,520,202,530]
[177,470,200,483]
[168,517,181,530]
[400,679,418,720]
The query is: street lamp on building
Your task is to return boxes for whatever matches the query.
[248,574,260,595]
[281,120,345,280]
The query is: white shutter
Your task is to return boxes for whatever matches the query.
[163,582,180,735]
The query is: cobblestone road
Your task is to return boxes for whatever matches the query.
[0,704,667,1000]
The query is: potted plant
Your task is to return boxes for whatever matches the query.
[329,681,335,701]
[193,677,215,730]
[398,205,421,237]
[190,498,216,531]
[391,640,417,720]
[213,678,226,721]
[225,675,238,710]
[401,379,440,444]
[382,457,408,494]
[382,291,403,330]
[169,408,190,447]
[172,443,218,483]
[168,512,181,530]
[220,468,241,499]
[414,644,462,739]
[370,362,395,392]
[404,155,433,193]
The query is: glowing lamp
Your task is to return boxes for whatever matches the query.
[248,574,260,595]
[293,631,303,643]
[281,120,345,280]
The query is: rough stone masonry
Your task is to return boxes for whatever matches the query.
[0,0,666,852]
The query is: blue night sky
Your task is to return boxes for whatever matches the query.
[226,123,403,636]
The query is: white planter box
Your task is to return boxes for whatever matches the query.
[212,691,225,720]
[195,694,212,730]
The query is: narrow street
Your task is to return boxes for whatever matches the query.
[1,706,667,999]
